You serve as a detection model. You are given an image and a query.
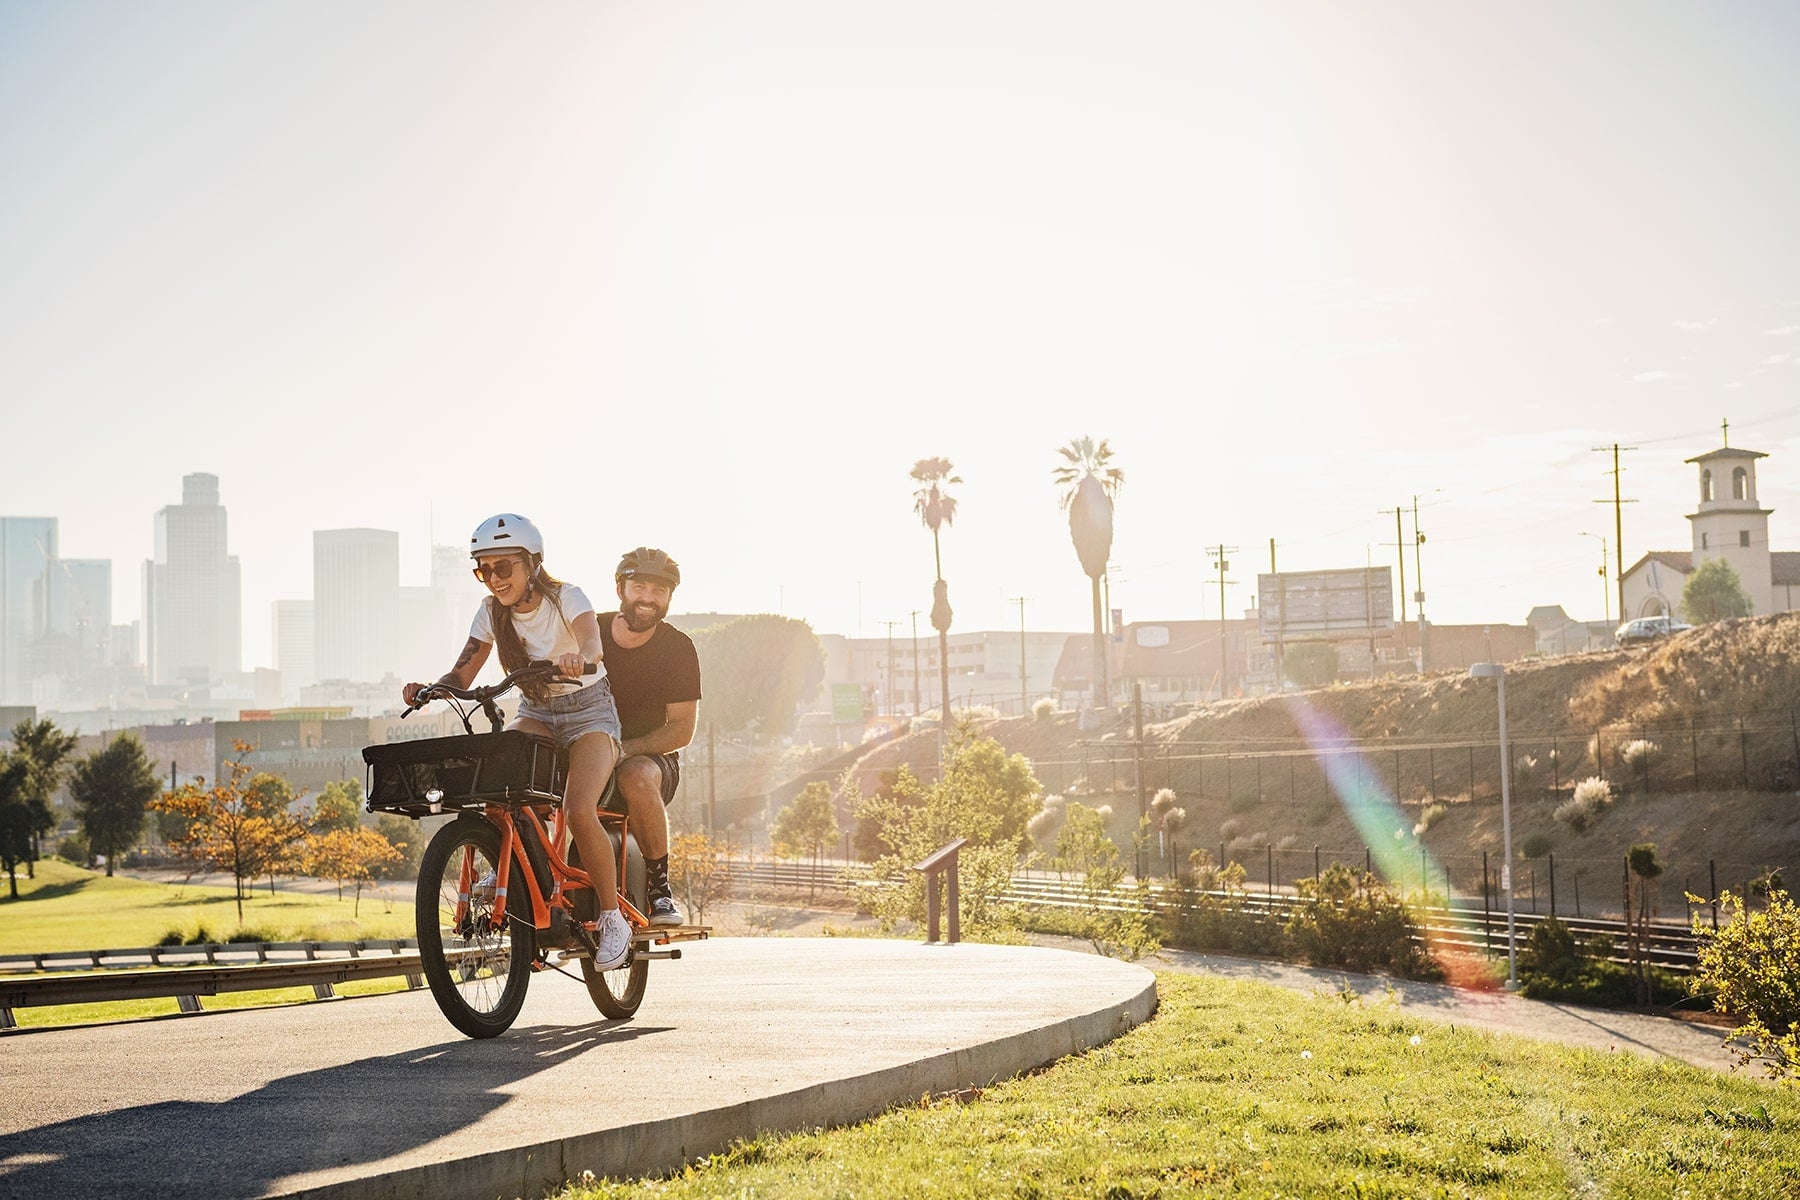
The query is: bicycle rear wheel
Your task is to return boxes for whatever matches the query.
[571,843,649,1019]
[417,817,534,1038]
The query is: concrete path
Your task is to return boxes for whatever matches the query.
[0,939,1155,1200]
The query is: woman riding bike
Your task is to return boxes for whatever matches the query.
[400,513,632,972]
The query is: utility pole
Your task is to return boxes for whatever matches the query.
[1411,495,1428,673]
[1009,596,1029,718]
[879,620,902,719]
[1269,538,1284,687]
[1580,532,1610,624]
[1207,545,1237,699]
[1391,506,1409,665]
[909,611,922,717]
[1593,444,1638,622]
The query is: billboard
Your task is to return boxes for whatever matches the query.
[1258,568,1395,640]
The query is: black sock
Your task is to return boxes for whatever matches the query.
[647,855,670,895]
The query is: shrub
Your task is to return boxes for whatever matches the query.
[1162,851,1282,956]
[1516,916,1667,1007]
[1513,754,1542,792]
[1693,887,1800,1079]
[1219,818,1244,843]
[1619,738,1659,784]
[1556,776,1614,832]
[1519,831,1554,860]
[1150,788,1178,817]
[1303,798,1335,827]
[1283,864,1438,979]
[1032,697,1057,721]
[1226,789,1259,814]
[56,831,90,865]
[1412,802,1448,837]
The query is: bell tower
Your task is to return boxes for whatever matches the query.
[1685,419,1772,615]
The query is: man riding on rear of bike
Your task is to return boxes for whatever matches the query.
[600,546,703,926]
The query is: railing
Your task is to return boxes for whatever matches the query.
[0,940,427,1029]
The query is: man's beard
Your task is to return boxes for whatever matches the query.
[620,597,667,633]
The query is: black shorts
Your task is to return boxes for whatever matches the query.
[602,752,680,811]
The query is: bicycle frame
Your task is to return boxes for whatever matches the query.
[455,801,647,942]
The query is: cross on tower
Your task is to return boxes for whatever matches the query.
[1723,417,1730,447]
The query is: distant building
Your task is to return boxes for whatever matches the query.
[272,600,316,697]
[1622,434,1800,620]
[1526,605,1613,655]
[313,528,399,684]
[143,473,242,687]
[818,629,1073,719]
[0,516,55,704]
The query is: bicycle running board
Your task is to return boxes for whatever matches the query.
[635,925,711,946]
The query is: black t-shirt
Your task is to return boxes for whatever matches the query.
[599,616,703,744]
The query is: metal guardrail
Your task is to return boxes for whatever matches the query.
[0,937,422,975]
[1,942,427,1029]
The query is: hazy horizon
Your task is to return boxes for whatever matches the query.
[5,2,1799,670]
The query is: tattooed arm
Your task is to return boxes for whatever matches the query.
[402,637,491,706]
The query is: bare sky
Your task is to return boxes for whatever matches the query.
[4,1,1799,669]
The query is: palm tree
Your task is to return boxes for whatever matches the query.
[910,456,961,722]
[1053,437,1124,708]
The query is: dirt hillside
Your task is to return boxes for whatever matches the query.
[845,612,1800,913]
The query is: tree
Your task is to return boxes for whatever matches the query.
[150,741,310,922]
[1282,640,1338,689]
[313,778,364,833]
[1680,558,1754,624]
[1626,842,1664,1005]
[854,722,1042,937]
[9,718,77,877]
[772,781,839,898]
[910,456,961,721]
[669,830,730,925]
[303,825,402,914]
[1053,437,1124,707]
[0,755,33,898]
[372,812,423,879]
[691,614,826,735]
[67,734,161,878]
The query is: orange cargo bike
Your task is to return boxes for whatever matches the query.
[362,661,708,1039]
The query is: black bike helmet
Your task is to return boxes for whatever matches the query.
[615,546,681,588]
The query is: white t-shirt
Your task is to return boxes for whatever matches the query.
[468,583,606,694]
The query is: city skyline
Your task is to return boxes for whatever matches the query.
[4,3,1800,670]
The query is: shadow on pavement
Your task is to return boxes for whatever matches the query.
[0,1021,673,1200]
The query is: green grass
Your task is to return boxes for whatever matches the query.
[565,972,1800,1199]
[1,859,418,1028]
[0,859,414,952]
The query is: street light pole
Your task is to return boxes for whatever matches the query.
[1471,661,1518,990]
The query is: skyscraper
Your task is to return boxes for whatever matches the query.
[273,599,316,695]
[144,473,241,687]
[313,528,399,683]
[0,516,56,704]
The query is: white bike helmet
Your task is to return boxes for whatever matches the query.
[469,513,544,560]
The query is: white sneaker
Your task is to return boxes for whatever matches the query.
[592,907,632,972]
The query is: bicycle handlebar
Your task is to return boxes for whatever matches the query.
[402,660,598,730]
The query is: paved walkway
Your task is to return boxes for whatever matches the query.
[0,939,1154,1200]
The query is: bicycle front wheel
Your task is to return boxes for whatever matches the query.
[417,817,534,1038]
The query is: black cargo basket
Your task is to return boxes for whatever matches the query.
[362,731,567,817]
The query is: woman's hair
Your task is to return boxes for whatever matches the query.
[486,556,572,701]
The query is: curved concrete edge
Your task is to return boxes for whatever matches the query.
[284,974,1158,1200]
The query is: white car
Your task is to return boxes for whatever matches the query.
[1615,615,1692,646]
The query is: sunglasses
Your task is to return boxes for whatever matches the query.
[472,558,526,584]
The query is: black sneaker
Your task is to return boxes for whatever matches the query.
[647,892,684,927]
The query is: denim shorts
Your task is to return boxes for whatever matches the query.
[516,678,622,750]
